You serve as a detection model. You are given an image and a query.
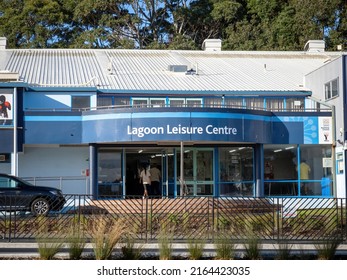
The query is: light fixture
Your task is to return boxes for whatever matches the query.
[285,146,294,150]
[274,149,282,153]
[138,150,143,153]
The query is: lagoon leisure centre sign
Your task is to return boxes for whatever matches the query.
[127,124,238,138]
[82,112,269,143]
[79,111,329,144]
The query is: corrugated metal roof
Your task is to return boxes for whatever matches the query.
[0,48,341,94]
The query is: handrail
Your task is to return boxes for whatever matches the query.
[25,103,332,113]
[21,176,90,194]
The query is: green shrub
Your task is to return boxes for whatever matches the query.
[315,236,342,260]
[121,234,143,260]
[214,233,235,260]
[158,223,174,260]
[37,238,63,260]
[90,217,128,260]
[67,230,86,260]
[187,238,205,260]
[276,240,293,260]
[243,232,262,260]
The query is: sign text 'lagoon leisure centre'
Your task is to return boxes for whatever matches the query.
[127,124,238,138]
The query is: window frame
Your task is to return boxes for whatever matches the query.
[324,78,339,100]
[71,95,91,110]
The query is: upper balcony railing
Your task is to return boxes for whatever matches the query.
[25,98,332,113]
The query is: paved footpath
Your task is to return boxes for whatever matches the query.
[1,242,347,259]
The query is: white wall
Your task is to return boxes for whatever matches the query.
[0,162,11,174]
[305,56,345,197]
[18,146,90,194]
[305,57,344,143]
[336,146,346,198]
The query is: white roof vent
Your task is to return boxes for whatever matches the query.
[202,39,222,51]
[304,40,325,53]
[168,65,188,72]
[0,37,7,49]
[0,70,19,81]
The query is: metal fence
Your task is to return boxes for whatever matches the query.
[0,195,346,242]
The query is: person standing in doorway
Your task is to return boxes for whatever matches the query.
[299,159,311,195]
[150,163,161,197]
[139,165,151,198]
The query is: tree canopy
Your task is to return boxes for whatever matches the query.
[0,0,346,50]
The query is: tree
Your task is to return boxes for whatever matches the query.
[328,1,347,50]
[0,0,71,48]
[0,0,346,50]
[223,0,345,51]
[67,0,135,48]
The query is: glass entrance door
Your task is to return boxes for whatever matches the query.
[178,149,213,196]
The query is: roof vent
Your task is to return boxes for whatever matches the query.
[0,70,19,81]
[202,39,222,51]
[168,65,188,72]
[304,40,325,53]
[0,37,6,49]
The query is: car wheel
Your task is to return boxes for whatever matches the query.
[31,198,50,216]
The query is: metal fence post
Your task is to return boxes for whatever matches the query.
[276,198,281,242]
[211,197,215,242]
[145,197,148,242]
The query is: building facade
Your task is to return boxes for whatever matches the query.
[0,38,344,198]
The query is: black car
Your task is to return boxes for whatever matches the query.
[0,173,66,216]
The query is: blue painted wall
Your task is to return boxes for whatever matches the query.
[22,108,331,145]
[24,112,82,144]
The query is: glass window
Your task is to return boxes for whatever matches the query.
[245,98,264,110]
[286,98,305,111]
[132,98,148,107]
[97,96,130,108]
[266,98,284,111]
[224,98,243,108]
[332,78,339,97]
[176,148,214,196]
[166,149,176,197]
[71,96,90,110]
[325,83,331,99]
[168,98,202,108]
[219,147,254,196]
[264,145,297,180]
[337,153,343,174]
[97,97,113,107]
[299,145,332,196]
[150,98,166,107]
[98,149,123,196]
[186,99,202,107]
[169,99,185,107]
[0,177,17,188]
[264,145,297,196]
[114,97,130,107]
[204,98,222,108]
[325,78,339,100]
